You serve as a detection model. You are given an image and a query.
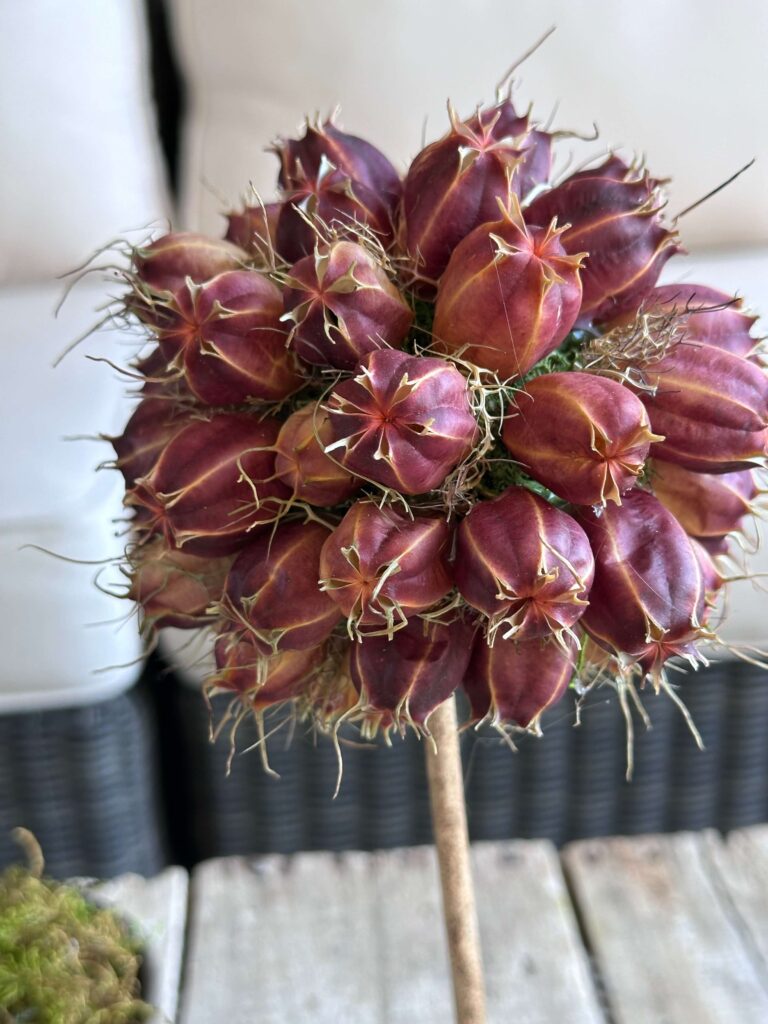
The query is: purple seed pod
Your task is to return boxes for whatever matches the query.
[224,202,282,263]
[401,101,550,289]
[502,372,660,505]
[455,487,595,643]
[324,349,477,495]
[221,521,341,655]
[650,460,759,537]
[433,200,584,379]
[132,232,247,294]
[349,617,476,733]
[318,501,452,635]
[579,490,706,673]
[274,404,360,508]
[282,240,412,371]
[526,157,681,324]
[607,283,759,358]
[127,413,289,556]
[127,537,231,631]
[157,270,302,405]
[274,116,401,208]
[463,634,577,729]
[640,342,768,472]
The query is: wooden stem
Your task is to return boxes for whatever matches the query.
[425,695,487,1024]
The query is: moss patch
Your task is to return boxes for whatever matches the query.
[0,835,152,1023]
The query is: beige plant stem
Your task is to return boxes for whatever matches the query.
[425,695,487,1024]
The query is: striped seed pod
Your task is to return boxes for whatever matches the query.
[325,349,477,494]
[433,199,584,379]
[221,521,341,655]
[318,501,452,636]
[274,404,360,508]
[640,342,768,472]
[502,372,661,505]
[349,617,476,734]
[126,537,231,632]
[156,270,302,405]
[526,157,680,324]
[455,487,594,643]
[579,490,706,675]
[649,460,759,537]
[282,239,412,371]
[127,413,288,556]
[401,101,550,288]
[463,634,577,729]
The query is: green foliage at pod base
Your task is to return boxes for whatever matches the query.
[407,299,597,506]
[483,329,596,504]
[0,857,152,1024]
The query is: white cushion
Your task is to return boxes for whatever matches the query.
[0,495,142,712]
[170,0,768,252]
[0,280,144,709]
[0,0,169,284]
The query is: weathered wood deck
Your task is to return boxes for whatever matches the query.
[100,826,768,1023]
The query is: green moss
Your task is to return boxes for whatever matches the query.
[0,848,152,1023]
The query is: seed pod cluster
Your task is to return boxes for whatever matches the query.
[101,88,764,760]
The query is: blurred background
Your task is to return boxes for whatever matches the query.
[1,0,767,878]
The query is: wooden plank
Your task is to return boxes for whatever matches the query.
[562,832,768,1024]
[180,842,604,1024]
[369,846,453,1023]
[474,842,604,1024]
[707,824,768,970]
[179,852,385,1024]
[87,867,189,1024]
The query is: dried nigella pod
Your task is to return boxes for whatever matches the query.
[526,156,680,324]
[220,520,341,655]
[325,349,477,494]
[579,490,707,678]
[463,634,577,730]
[127,413,288,556]
[640,342,768,472]
[433,199,584,379]
[455,487,594,644]
[349,617,476,735]
[503,372,661,505]
[319,501,452,636]
[282,239,412,371]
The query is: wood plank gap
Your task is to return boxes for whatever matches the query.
[703,827,768,990]
[558,848,618,1024]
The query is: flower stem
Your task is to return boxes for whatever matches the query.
[425,695,487,1024]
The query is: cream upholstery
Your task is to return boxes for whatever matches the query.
[170,0,768,251]
[0,2,168,709]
